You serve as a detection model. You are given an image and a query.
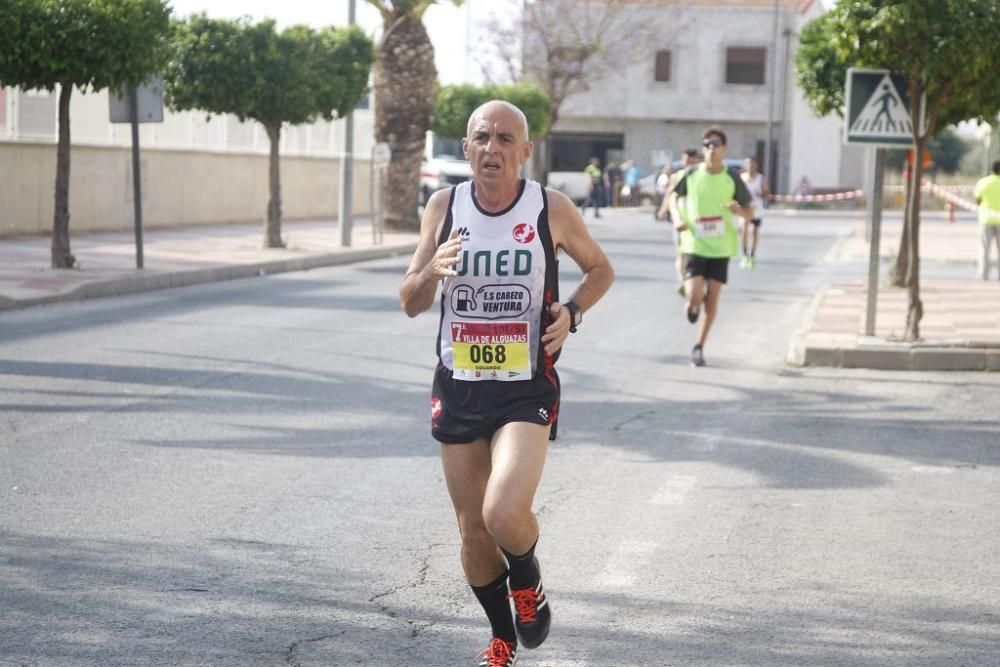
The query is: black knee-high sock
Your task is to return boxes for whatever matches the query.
[471,570,516,643]
[501,537,539,589]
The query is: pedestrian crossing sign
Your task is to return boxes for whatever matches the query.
[844,68,916,146]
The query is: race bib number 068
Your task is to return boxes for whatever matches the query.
[451,321,530,381]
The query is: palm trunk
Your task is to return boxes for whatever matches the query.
[263,120,284,248]
[373,15,436,232]
[51,84,75,269]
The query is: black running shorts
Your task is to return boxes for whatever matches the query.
[431,363,560,444]
[685,254,730,284]
[749,217,763,227]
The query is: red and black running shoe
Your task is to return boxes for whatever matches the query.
[477,637,517,666]
[508,559,551,649]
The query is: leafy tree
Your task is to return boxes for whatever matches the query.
[0,0,172,268]
[165,16,373,248]
[364,0,464,232]
[796,0,1000,340]
[928,129,972,175]
[886,128,971,175]
[432,83,551,140]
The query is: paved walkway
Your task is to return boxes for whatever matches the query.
[1,210,998,371]
[787,211,1000,370]
[0,218,417,310]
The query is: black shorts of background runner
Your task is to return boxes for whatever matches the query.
[748,217,763,228]
[685,255,730,284]
[431,363,560,444]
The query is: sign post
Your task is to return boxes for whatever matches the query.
[109,76,164,269]
[844,68,916,337]
[370,142,391,245]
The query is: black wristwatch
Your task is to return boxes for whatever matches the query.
[564,301,582,333]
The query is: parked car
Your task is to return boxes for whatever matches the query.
[547,171,592,206]
[419,132,472,209]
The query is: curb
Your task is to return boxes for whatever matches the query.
[0,242,418,312]
[786,280,1000,372]
[789,336,1000,371]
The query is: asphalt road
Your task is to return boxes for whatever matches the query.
[2,210,999,666]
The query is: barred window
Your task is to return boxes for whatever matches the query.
[654,50,672,82]
[726,47,766,85]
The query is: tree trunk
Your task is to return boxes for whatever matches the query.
[373,14,436,232]
[531,137,548,186]
[51,84,75,269]
[263,120,284,248]
[886,175,912,287]
[904,135,926,341]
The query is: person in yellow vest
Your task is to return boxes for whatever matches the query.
[669,127,753,367]
[974,160,1000,280]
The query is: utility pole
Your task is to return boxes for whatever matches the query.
[764,0,779,185]
[338,0,356,247]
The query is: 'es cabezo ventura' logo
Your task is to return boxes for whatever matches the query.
[512,223,535,244]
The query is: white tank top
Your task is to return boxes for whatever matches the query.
[437,179,557,382]
[742,172,765,214]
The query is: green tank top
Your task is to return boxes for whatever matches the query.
[674,165,750,258]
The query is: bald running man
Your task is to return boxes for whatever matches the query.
[400,100,614,666]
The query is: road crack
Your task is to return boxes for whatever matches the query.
[285,630,345,666]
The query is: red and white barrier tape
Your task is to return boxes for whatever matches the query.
[931,183,975,193]
[767,181,999,220]
[769,189,864,202]
[921,179,1000,221]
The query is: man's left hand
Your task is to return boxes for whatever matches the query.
[542,302,571,354]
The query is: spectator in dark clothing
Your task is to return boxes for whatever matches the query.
[584,157,604,218]
[605,161,622,207]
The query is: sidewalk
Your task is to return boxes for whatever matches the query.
[0,218,417,311]
[788,213,1000,371]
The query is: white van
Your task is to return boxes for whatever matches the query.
[420,132,473,208]
[546,171,591,206]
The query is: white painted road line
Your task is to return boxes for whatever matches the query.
[650,474,696,505]
[594,540,658,588]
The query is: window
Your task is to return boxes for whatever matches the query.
[726,47,766,85]
[654,50,672,82]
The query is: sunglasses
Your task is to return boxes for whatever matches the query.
[702,139,724,148]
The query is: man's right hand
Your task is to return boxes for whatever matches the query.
[426,228,463,278]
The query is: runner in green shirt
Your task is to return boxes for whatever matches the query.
[974,161,1000,280]
[669,127,753,367]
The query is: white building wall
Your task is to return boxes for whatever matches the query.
[1,85,374,159]
[0,85,376,235]
[786,0,847,190]
[549,0,857,193]
[787,90,845,189]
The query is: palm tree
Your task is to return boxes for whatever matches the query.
[365,0,463,232]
